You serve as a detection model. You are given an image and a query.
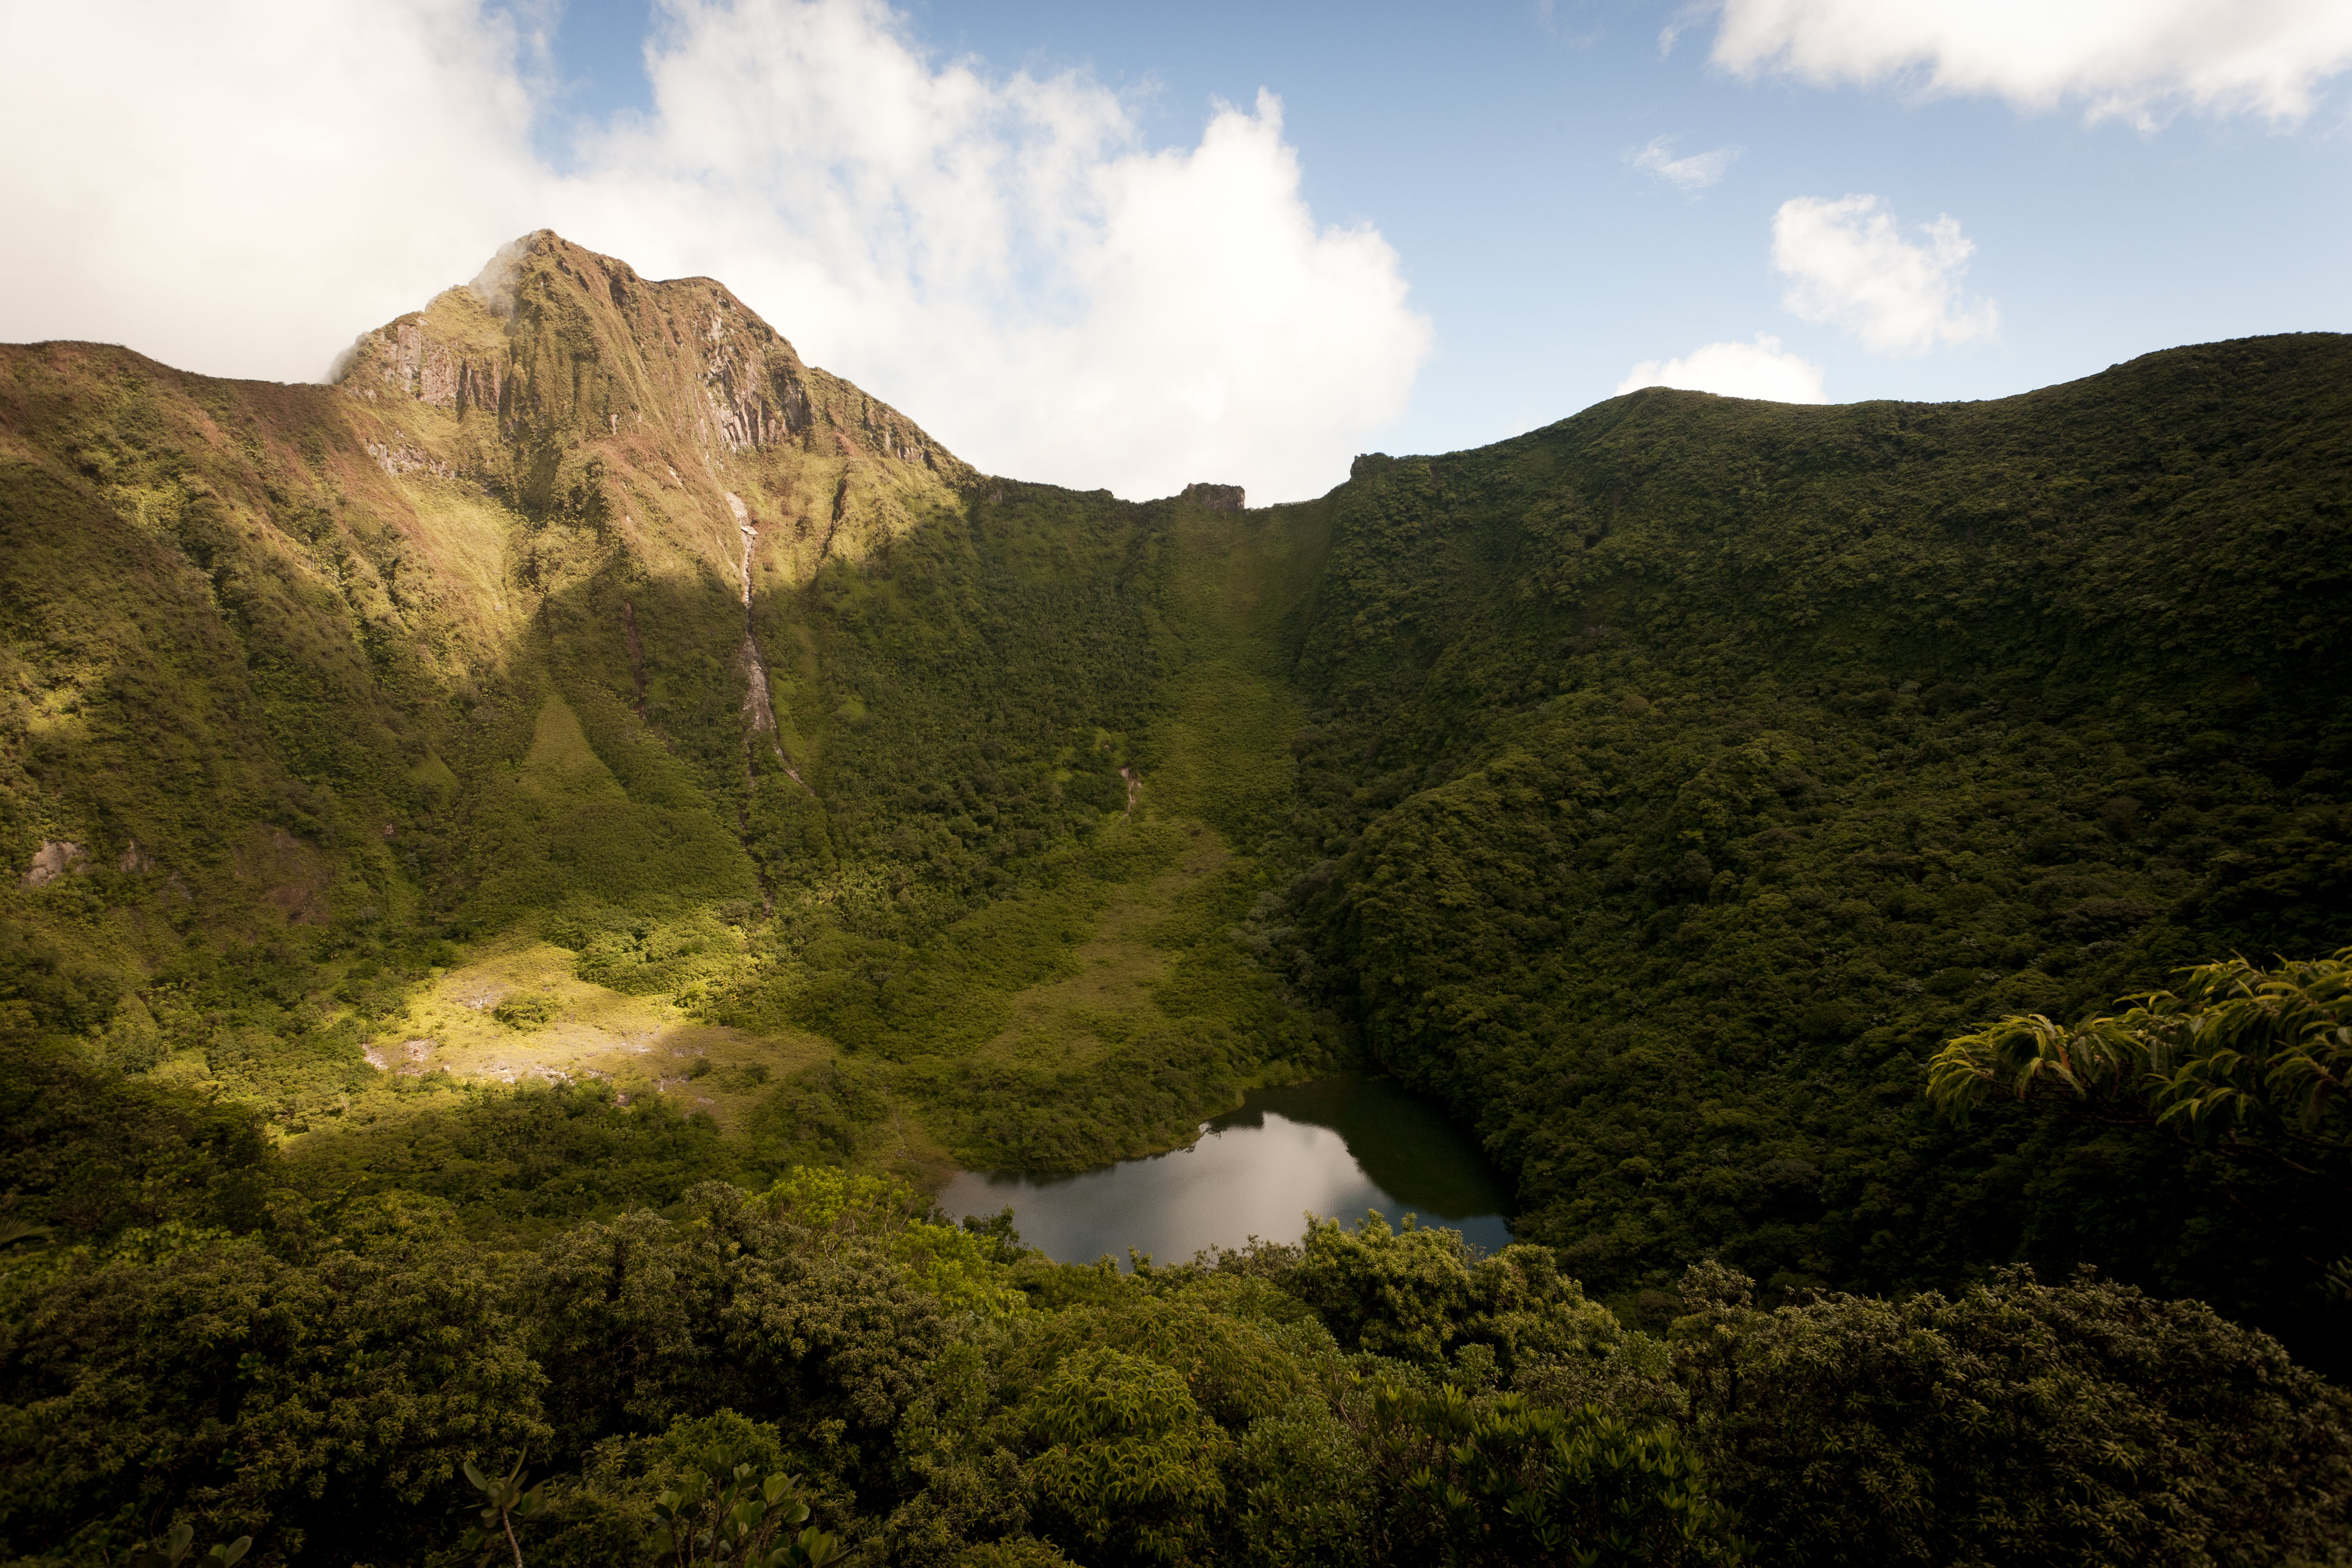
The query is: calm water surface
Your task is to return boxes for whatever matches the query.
[939,1073,1513,1264]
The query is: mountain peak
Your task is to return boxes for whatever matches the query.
[325,231,975,607]
[337,230,969,482]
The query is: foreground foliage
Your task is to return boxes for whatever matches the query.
[1,1127,2343,1566]
[1370,1385,1736,1568]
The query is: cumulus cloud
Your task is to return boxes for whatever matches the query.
[0,0,1430,502]
[1710,0,2352,127]
[1616,333,1826,402]
[1628,137,1741,193]
[1771,195,1996,355]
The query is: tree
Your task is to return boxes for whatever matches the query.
[1279,1214,1624,1371]
[1370,1383,1740,1568]
[0,1195,547,1565]
[1668,1261,2352,1566]
[648,1449,844,1568]
[1022,1347,1231,1567]
[129,1522,251,1568]
[458,1458,550,1568]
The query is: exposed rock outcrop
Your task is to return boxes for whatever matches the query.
[364,439,456,480]
[21,840,83,887]
[341,299,509,417]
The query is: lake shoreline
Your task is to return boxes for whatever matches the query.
[935,1070,1515,1266]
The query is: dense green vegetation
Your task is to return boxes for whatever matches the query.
[4,230,2350,1559]
[4,1044,2346,1566]
[1266,338,2352,1366]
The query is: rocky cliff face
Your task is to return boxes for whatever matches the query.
[1179,482,1245,511]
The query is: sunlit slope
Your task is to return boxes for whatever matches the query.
[0,232,994,1156]
[0,233,1338,1183]
[1262,333,2352,1346]
[0,346,457,965]
[0,228,976,953]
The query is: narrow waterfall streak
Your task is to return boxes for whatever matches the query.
[726,490,756,607]
[725,491,807,791]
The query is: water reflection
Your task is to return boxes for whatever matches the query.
[939,1072,1513,1265]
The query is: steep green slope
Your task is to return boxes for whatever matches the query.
[6,240,2352,1565]
[3,234,2348,1368]
[1261,335,2352,1351]
[0,234,1330,1220]
[690,478,1336,1170]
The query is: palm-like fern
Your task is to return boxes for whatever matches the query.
[1928,948,2352,1155]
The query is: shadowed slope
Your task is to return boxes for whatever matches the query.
[1264,333,2352,1360]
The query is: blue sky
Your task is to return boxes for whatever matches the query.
[537,0,2352,461]
[3,0,2347,498]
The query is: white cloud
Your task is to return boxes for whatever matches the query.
[0,0,1431,503]
[1771,194,1996,355]
[1711,0,2352,127]
[1628,137,1741,193]
[0,0,544,386]
[1616,334,1826,402]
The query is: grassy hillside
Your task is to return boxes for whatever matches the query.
[0,233,1333,1224]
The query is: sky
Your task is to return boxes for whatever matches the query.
[2,0,2347,502]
